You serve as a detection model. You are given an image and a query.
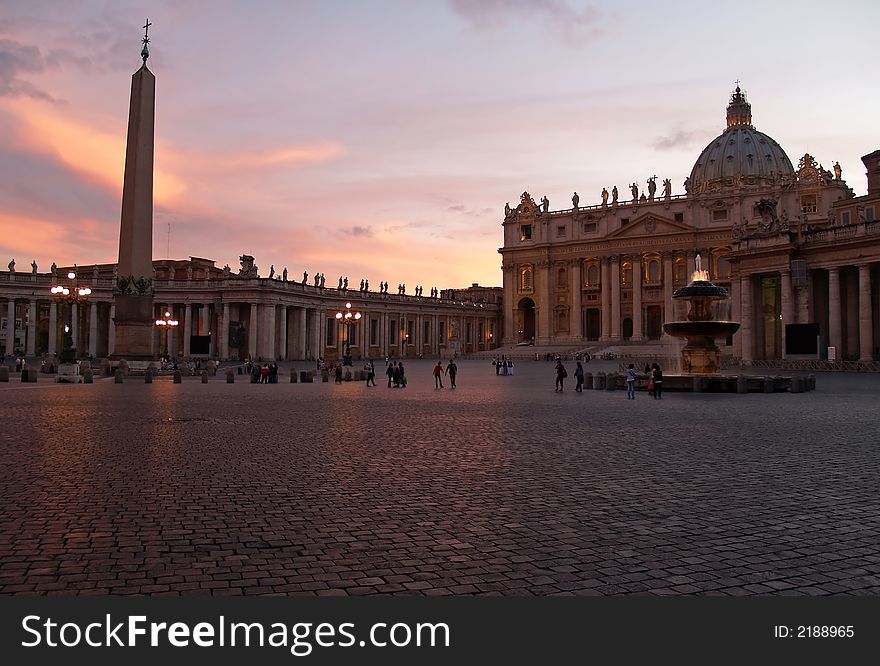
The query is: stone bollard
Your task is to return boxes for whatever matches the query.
[100,359,111,376]
[173,370,182,384]
[118,359,129,377]
[605,373,617,390]
[736,376,748,393]
[321,370,329,382]
[763,377,774,393]
[582,372,592,389]
[144,369,153,384]
[807,374,816,391]
[692,376,706,392]
[290,371,298,383]
[0,366,8,382]
[201,369,209,384]
[789,376,804,393]
[82,369,92,384]
[592,372,605,390]
[225,370,235,383]
[21,368,38,382]
[114,369,124,383]
[300,371,313,383]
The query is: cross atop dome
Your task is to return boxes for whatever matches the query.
[141,19,152,64]
[726,82,752,129]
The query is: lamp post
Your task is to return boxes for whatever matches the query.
[155,309,179,359]
[334,301,361,366]
[50,267,92,363]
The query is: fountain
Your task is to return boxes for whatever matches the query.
[663,254,740,375]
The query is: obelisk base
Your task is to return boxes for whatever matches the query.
[110,294,155,361]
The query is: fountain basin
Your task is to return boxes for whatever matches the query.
[663,321,741,342]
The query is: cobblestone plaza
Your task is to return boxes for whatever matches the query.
[1,361,878,596]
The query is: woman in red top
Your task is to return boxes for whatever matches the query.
[433,361,444,389]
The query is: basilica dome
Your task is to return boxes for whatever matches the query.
[688,87,794,193]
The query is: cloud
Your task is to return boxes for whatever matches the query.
[448,0,602,43]
[0,38,59,101]
[652,128,712,151]
[343,225,374,238]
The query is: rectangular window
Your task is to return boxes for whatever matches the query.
[489,322,495,344]
[841,211,851,225]
[438,320,445,344]
[674,212,684,222]
[406,320,415,345]
[867,207,875,222]
[325,318,336,347]
[583,222,597,234]
[557,225,567,237]
[712,209,729,221]
[423,319,431,345]
[370,318,378,346]
[479,322,484,343]
[520,225,532,240]
[620,218,629,226]
[801,194,817,214]
[466,321,472,344]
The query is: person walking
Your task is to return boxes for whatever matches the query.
[334,364,343,384]
[626,363,637,400]
[386,362,395,387]
[651,363,663,399]
[554,359,566,391]
[398,362,407,388]
[433,361,444,389]
[446,359,458,388]
[574,361,584,392]
[366,360,376,387]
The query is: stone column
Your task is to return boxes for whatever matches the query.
[381,312,389,357]
[183,303,192,357]
[71,302,79,352]
[5,300,16,354]
[200,303,210,354]
[740,276,753,362]
[297,308,307,359]
[221,303,230,359]
[600,257,611,342]
[264,303,276,360]
[26,300,37,356]
[631,254,643,342]
[780,270,793,358]
[278,305,287,359]
[858,264,873,362]
[108,304,116,356]
[570,259,582,341]
[610,256,621,341]
[88,301,99,357]
[249,303,258,359]
[416,313,423,356]
[48,301,58,355]
[730,277,741,358]
[827,267,841,355]
[663,252,675,335]
[536,259,551,344]
[502,266,515,345]
[312,308,321,359]
[165,305,175,357]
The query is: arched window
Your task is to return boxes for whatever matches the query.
[520,266,533,292]
[647,259,661,285]
[674,257,687,285]
[587,263,600,287]
[557,267,567,289]
[621,260,632,286]
[715,253,731,280]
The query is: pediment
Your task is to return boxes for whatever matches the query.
[604,214,695,239]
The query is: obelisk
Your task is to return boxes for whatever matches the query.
[111,21,156,361]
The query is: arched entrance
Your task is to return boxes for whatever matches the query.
[585,309,601,341]
[517,298,536,343]
[645,305,663,340]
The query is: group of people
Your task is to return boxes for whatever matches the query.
[492,356,514,375]
[250,361,279,383]
[385,361,407,388]
[432,360,458,388]
[625,363,664,399]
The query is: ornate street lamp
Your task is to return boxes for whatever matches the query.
[155,309,179,358]
[334,301,361,365]
[50,267,92,363]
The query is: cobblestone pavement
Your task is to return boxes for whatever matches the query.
[1,360,879,596]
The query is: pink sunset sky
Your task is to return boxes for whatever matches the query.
[1,0,878,289]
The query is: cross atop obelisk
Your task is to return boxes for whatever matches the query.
[141,19,151,64]
[111,23,156,360]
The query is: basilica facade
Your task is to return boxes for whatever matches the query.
[499,87,880,362]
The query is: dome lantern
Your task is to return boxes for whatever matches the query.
[726,83,752,129]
